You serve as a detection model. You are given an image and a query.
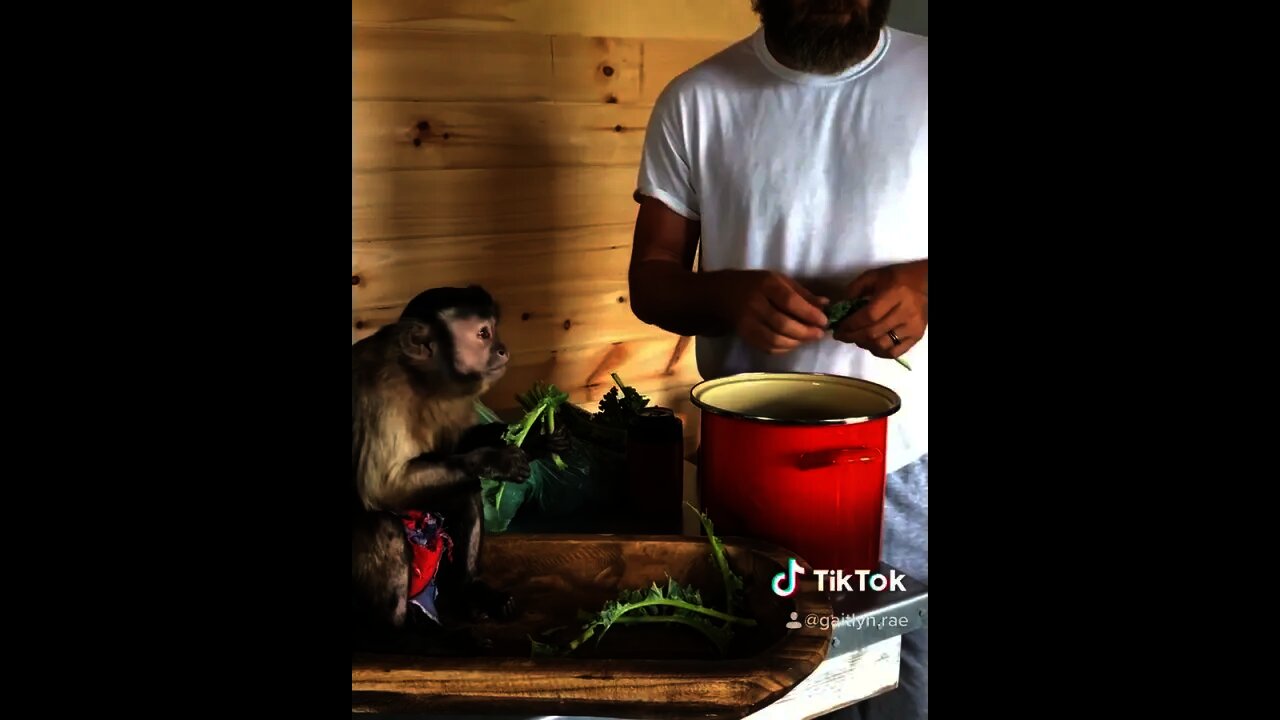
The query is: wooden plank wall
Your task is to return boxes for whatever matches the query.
[352,1,761,454]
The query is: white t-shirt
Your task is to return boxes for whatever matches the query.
[636,26,928,473]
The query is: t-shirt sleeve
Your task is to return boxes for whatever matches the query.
[635,87,700,221]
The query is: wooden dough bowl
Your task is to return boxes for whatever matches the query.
[352,533,833,719]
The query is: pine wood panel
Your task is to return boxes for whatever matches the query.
[353,101,650,171]
[354,26,640,103]
[641,37,739,102]
[350,2,760,452]
[352,224,631,307]
[485,334,699,410]
[352,0,761,42]
[354,284,661,356]
[494,379,701,451]
[352,165,639,240]
[654,382,701,458]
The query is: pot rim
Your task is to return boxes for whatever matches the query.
[689,371,901,426]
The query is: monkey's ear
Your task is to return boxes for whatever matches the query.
[398,320,434,360]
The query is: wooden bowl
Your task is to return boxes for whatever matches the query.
[352,533,833,719]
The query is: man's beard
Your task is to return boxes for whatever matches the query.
[753,0,891,74]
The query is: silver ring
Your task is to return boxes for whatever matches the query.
[887,330,902,346]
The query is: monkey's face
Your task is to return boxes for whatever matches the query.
[396,302,510,397]
[448,315,509,388]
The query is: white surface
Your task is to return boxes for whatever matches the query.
[746,636,901,720]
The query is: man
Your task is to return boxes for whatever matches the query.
[627,1,927,717]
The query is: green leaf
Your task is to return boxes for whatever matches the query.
[824,299,912,371]
[482,476,531,533]
[595,373,650,429]
[524,454,589,518]
[686,502,745,619]
[610,613,734,655]
[503,403,547,447]
[480,382,588,533]
[532,573,756,657]
[825,297,869,329]
[529,636,559,658]
[508,382,572,460]
[473,399,502,424]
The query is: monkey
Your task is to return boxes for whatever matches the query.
[351,285,566,652]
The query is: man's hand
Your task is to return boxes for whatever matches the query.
[833,261,928,359]
[717,270,830,355]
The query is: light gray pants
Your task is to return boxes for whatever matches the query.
[828,454,929,720]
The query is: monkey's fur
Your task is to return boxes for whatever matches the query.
[351,286,564,653]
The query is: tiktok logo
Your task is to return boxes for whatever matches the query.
[771,558,907,596]
[771,557,805,597]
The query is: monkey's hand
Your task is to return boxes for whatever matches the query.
[458,444,530,483]
[524,424,571,460]
[493,444,531,482]
[456,422,508,453]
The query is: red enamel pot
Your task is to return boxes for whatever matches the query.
[690,372,901,574]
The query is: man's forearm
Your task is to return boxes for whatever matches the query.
[629,260,733,338]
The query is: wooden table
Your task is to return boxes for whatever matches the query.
[357,463,929,719]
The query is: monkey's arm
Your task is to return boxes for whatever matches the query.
[455,422,508,453]
[370,446,530,511]
[458,419,570,459]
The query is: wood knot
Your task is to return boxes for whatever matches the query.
[521,312,531,321]
[351,275,361,286]
[442,132,451,140]
[613,124,623,133]
[606,94,618,104]
[602,65,615,77]
[354,320,366,330]
[413,120,430,147]
[563,319,572,330]
[617,296,625,303]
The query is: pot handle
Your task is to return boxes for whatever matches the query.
[797,447,882,470]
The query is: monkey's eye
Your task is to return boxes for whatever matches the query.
[478,326,491,340]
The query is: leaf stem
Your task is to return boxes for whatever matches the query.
[611,598,756,625]
[611,615,730,653]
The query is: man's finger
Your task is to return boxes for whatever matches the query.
[847,294,900,332]
[834,318,919,359]
[833,301,901,342]
[858,307,911,346]
[845,270,880,300]
[867,323,912,354]
[745,325,802,353]
[764,281,830,330]
[755,303,824,342]
[886,332,917,358]
[832,321,869,347]
[780,276,830,309]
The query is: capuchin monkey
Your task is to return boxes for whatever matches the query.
[351,285,566,652]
